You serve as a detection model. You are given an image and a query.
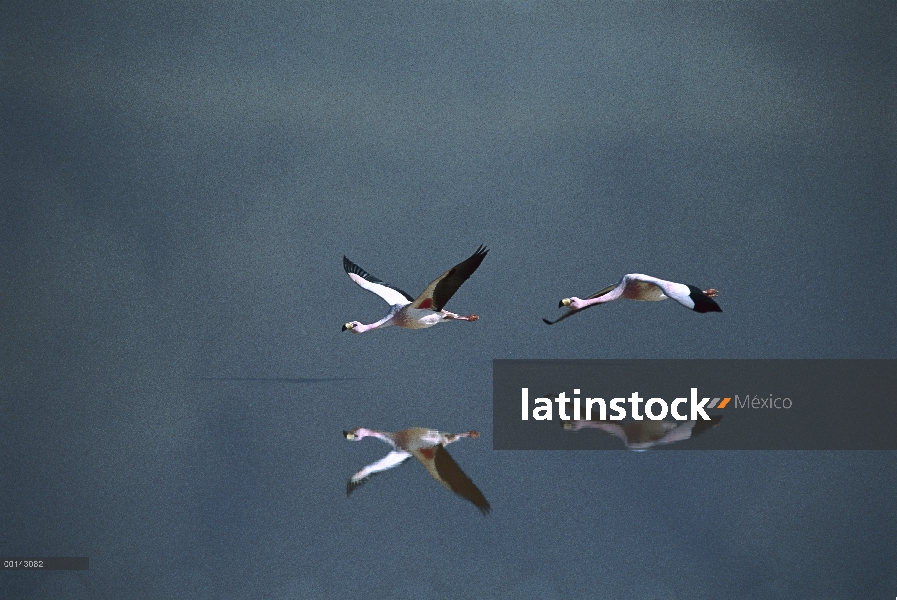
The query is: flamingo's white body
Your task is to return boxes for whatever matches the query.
[343,427,490,514]
[342,246,488,333]
[544,273,721,325]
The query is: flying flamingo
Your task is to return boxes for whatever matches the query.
[544,273,721,325]
[342,246,488,333]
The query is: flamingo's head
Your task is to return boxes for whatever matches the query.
[560,297,585,309]
[341,321,362,333]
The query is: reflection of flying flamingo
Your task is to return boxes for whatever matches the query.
[343,427,490,514]
[562,416,722,450]
[341,246,488,333]
[544,273,721,325]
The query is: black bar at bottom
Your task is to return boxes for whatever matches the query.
[1,557,89,570]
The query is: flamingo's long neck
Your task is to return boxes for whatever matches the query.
[356,428,395,446]
[356,314,396,333]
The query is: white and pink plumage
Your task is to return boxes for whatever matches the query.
[341,246,488,333]
[544,273,721,325]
